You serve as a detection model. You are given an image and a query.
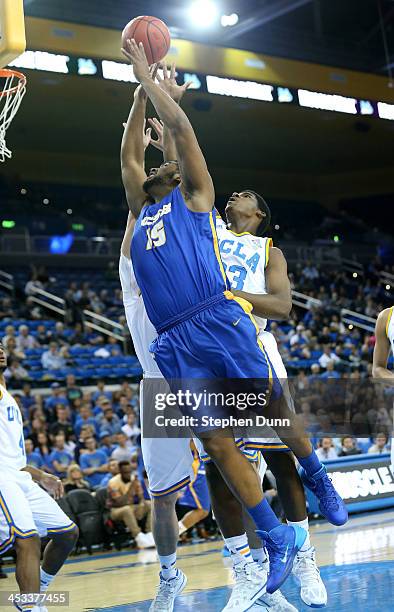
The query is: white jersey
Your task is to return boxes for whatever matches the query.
[0,383,26,472]
[386,306,394,355]
[119,254,162,378]
[216,217,272,332]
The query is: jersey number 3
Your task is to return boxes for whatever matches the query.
[146,219,166,250]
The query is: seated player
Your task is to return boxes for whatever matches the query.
[107,460,154,549]
[177,449,211,539]
[0,342,79,612]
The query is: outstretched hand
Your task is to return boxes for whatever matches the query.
[147,118,165,152]
[121,39,151,83]
[156,63,192,103]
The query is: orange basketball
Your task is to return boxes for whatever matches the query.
[122,16,171,65]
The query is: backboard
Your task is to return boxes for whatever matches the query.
[0,0,26,68]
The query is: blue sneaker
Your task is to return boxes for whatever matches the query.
[299,465,348,526]
[257,524,306,594]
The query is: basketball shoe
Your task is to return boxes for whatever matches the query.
[254,560,298,611]
[292,547,327,607]
[299,465,348,526]
[149,568,187,611]
[222,560,267,611]
[257,524,306,594]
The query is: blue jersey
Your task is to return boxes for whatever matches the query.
[131,187,228,330]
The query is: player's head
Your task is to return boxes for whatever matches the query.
[143,160,181,197]
[225,190,271,235]
[118,460,132,481]
[0,342,7,372]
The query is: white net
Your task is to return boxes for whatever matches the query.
[0,70,26,162]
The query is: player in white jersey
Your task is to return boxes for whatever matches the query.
[372,306,394,469]
[0,342,78,612]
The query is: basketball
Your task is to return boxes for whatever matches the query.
[121,16,171,65]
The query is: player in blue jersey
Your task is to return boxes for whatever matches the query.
[121,40,346,602]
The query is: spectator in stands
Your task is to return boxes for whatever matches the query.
[75,424,96,462]
[25,271,44,296]
[65,373,83,406]
[315,437,338,461]
[338,437,361,456]
[302,260,319,283]
[44,382,69,411]
[49,405,74,441]
[98,405,122,437]
[35,324,52,345]
[107,460,154,549]
[63,464,91,494]
[91,380,112,403]
[25,438,44,469]
[368,433,390,455]
[5,337,25,361]
[48,433,73,478]
[0,296,14,319]
[98,431,116,458]
[16,325,37,351]
[320,360,340,379]
[69,322,86,345]
[79,436,109,489]
[74,404,99,437]
[319,346,340,369]
[52,321,69,346]
[121,411,140,445]
[3,358,29,382]
[2,324,16,349]
[99,458,119,487]
[41,341,67,370]
[35,431,51,464]
[111,432,135,462]
[20,382,36,413]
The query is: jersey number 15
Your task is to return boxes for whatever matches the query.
[146,220,166,250]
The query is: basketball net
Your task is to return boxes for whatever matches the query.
[0,68,26,162]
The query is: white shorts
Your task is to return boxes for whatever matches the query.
[140,380,195,497]
[244,330,291,453]
[0,470,76,554]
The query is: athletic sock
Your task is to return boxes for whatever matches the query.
[224,534,252,567]
[178,520,187,536]
[247,498,281,533]
[159,552,177,580]
[287,518,311,551]
[250,547,267,564]
[40,568,56,592]
[297,450,322,477]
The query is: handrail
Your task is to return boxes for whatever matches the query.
[0,269,15,292]
[83,309,127,349]
[29,286,66,319]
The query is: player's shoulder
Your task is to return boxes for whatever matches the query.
[376,306,393,334]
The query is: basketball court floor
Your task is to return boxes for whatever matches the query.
[1,509,394,611]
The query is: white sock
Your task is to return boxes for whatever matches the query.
[40,567,56,592]
[159,552,177,580]
[250,547,267,564]
[287,518,311,551]
[224,534,252,567]
[178,520,187,535]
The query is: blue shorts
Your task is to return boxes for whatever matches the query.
[150,292,281,426]
[177,471,211,512]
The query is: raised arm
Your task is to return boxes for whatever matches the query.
[233,247,292,320]
[122,40,214,212]
[372,308,394,379]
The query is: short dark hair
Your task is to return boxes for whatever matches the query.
[118,460,131,469]
[248,191,271,235]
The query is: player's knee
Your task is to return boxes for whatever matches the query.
[201,437,234,461]
[152,493,177,514]
[14,534,41,555]
[52,525,79,549]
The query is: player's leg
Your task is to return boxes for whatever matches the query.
[141,430,192,610]
[25,479,78,593]
[0,479,41,606]
[263,451,327,607]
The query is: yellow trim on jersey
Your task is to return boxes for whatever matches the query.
[209,211,227,284]
[0,494,12,523]
[227,229,252,237]
[265,238,273,268]
[188,482,203,510]
[245,442,290,450]
[47,523,76,534]
[150,476,191,498]
[0,387,3,400]
[386,306,393,338]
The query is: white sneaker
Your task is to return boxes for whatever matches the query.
[222,561,267,611]
[136,531,156,549]
[254,560,298,611]
[292,547,327,607]
[149,569,187,611]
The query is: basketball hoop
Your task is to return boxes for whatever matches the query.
[0,68,26,162]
